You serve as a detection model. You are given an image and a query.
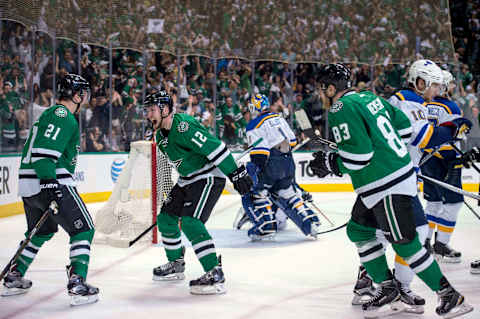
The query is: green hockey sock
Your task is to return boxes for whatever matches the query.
[392,233,443,291]
[181,216,218,272]
[347,219,391,283]
[16,232,54,276]
[157,213,184,261]
[69,230,94,279]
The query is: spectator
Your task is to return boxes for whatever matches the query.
[85,126,105,152]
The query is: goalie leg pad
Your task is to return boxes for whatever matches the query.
[241,192,277,240]
[273,190,319,237]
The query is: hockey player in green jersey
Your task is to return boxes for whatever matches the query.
[144,90,252,295]
[308,64,473,319]
[2,74,99,306]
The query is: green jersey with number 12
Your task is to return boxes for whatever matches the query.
[18,104,80,197]
[329,91,417,208]
[155,113,238,186]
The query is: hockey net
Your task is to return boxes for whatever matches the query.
[94,141,177,247]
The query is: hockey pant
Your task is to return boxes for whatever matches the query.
[422,157,463,244]
[18,188,95,279]
[241,191,277,239]
[347,195,444,292]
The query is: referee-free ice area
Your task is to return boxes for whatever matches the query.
[1,192,479,319]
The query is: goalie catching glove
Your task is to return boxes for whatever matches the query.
[308,151,342,178]
[228,164,253,195]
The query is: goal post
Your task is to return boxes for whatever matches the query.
[93,141,176,247]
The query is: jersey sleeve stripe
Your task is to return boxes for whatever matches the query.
[207,142,227,161]
[395,92,405,101]
[250,150,270,156]
[212,148,232,166]
[338,149,373,162]
[340,156,371,170]
[417,125,434,149]
[31,148,62,159]
[31,154,59,162]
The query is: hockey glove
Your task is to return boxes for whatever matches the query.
[460,147,480,168]
[39,179,65,206]
[228,164,253,196]
[308,151,342,178]
[440,118,472,140]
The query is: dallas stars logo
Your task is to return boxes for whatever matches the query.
[169,158,183,169]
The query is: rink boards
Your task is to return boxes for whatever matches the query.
[1,152,479,218]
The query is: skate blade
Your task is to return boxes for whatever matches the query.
[435,255,461,264]
[70,294,99,306]
[352,293,374,306]
[403,304,424,314]
[1,286,30,297]
[440,302,474,319]
[249,233,276,241]
[190,283,226,295]
[363,300,405,318]
[470,268,480,275]
[152,273,185,281]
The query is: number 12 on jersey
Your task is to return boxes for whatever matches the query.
[191,131,207,148]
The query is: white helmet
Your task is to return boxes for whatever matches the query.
[407,59,443,93]
[441,70,454,87]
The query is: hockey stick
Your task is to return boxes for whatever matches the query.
[129,138,265,247]
[292,137,311,152]
[418,173,480,201]
[309,201,335,227]
[462,200,480,221]
[315,221,348,235]
[0,201,58,281]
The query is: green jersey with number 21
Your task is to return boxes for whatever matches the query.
[329,91,417,208]
[18,104,80,197]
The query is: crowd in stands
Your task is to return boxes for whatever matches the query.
[1,0,479,153]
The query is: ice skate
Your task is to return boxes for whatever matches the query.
[436,277,473,319]
[189,256,226,295]
[470,260,480,274]
[153,258,185,281]
[66,266,99,306]
[352,266,376,305]
[1,264,32,297]
[433,242,461,263]
[362,278,405,318]
[397,281,425,314]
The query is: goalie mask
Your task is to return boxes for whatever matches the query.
[248,94,270,115]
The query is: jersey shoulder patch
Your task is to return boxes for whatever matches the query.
[54,107,68,118]
[330,101,343,113]
[177,121,189,133]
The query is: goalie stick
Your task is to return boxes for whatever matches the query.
[0,201,58,281]
[128,137,264,247]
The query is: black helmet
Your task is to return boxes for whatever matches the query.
[143,90,173,111]
[57,73,90,101]
[318,63,352,92]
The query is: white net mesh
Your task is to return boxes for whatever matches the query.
[94,141,176,247]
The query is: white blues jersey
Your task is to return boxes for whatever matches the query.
[389,89,433,168]
[246,112,297,158]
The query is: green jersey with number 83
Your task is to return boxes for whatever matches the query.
[329,91,417,208]
[18,104,80,197]
[155,113,238,186]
